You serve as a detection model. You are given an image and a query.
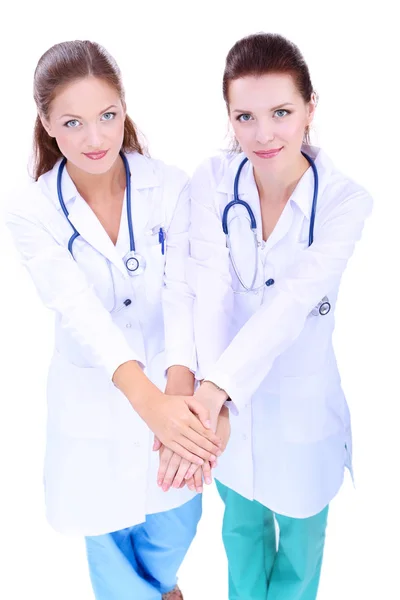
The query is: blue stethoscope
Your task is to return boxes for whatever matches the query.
[57,152,165,276]
[223,151,330,316]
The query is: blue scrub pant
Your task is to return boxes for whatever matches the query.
[85,495,202,600]
[216,481,328,600]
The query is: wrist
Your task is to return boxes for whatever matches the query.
[200,380,228,411]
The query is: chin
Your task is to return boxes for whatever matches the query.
[76,152,120,175]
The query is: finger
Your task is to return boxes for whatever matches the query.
[188,413,222,447]
[202,461,212,485]
[171,459,191,489]
[183,427,222,459]
[186,476,196,492]
[185,397,211,428]
[168,441,205,465]
[161,453,183,492]
[185,462,201,480]
[176,434,218,462]
[153,436,162,452]
[194,467,203,493]
[157,448,174,486]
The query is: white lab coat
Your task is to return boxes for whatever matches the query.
[189,145,373,518]
[6,152,197,536]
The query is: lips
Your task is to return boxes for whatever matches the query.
[254,147,283,158]
[83,150,109,160]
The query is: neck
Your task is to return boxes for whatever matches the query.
[253,153,310,206]
[66,155,126,205]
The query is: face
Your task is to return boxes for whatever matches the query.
[228,73,316,172]
[42,76,126,175]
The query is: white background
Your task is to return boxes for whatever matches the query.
[0,1,398,598]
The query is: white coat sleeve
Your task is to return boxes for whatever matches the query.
[5,197,141,379]
[162,178,197,373]
[189,162,235,381]
[204,188,373,413]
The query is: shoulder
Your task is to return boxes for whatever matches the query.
[192,151,240,181]
[312,147,374,221]
[5,179,54,225]
[191,151,244,200]
[126,152,189,190]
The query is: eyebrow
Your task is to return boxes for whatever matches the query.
[57,104,118,120]
[232,103,295,113]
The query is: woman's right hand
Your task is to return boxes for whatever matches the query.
[139,393,223,465]
[113,361,223,464]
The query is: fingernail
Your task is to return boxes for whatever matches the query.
[216,450,222,457]
[210,454,216,461]
[205,477,212,484]
[157,480,162,486]
[197,487,203,493]
[197,458,204,465]
[205,420,211,428]
[162,484,168,492]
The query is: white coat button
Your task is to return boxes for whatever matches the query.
[126,323,132,328]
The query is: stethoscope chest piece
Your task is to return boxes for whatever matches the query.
[311,296,331,316]
[123,250,146,276]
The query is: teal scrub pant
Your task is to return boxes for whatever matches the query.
[85,495,202,600]
[216,480,328,600]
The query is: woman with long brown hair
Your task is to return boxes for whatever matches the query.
[5,40,223,600]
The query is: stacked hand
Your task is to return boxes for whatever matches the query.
[154,381,231,493]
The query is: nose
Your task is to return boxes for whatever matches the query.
[86,123,103,149]
[255,118,274,145]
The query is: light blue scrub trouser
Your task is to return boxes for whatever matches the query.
[216,480,329,600]
[85,495,202,600]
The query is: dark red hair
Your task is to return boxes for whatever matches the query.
[223,33,315,146]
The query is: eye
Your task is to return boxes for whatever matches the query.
[64,119,80,128]
[237,113,253,122]
[101,112,116,121]
[274,109,289,118]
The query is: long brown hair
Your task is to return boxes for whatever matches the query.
[223,33,316,149]
[33,40,145,180]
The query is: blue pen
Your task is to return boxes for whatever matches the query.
[158,228,166,255]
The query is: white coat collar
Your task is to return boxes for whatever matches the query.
[38,152,161,277]
[216,145,334,221]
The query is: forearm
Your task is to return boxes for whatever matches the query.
[113,360,163,413]
[166,365,195,395]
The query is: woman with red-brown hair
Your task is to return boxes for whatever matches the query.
[161,32,372,600]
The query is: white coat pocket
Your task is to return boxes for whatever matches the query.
[280,369,344,444]
[142,232,167,305]
[47,351,131,440]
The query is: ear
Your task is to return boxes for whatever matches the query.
[39,114,55,138]
[307,92,318,125]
